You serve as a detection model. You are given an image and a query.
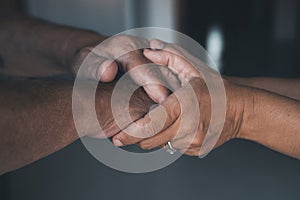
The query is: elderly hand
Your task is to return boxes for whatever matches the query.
[112,39,250,156]
[73,35,179,103]
[73,78,156,139]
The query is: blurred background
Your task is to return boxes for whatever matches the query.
[1,0,300,199]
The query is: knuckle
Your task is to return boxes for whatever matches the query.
[185,149,200,156]
[119,133,135,145]
[147,67,163,81]
[118,137,128,145]
[195,150,201,156]
[139,142,151,150]
[192,136,202,147]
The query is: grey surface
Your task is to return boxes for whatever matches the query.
[3,139,300,200]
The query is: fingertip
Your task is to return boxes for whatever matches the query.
[143,48,151,55]
[156,92,168,104]
[113,134,125,146]
[99,60,118,82]
[143,50,163,66]
[113,139,124,147]
[143,49,155,60]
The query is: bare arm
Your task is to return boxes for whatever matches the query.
[0,80,154,175]
[237,86,300,159]
[0,14,105,78]
[227,77,300,101]
[0,14,170,103]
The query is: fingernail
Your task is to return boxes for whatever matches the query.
[114,139,124,147]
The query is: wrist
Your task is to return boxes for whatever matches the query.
[233,85,257,140]
[58,30,106,73]
[222,80,254,141]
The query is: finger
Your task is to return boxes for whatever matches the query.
[180,148,200,156]
[170,135,194,151]
[143,80,170,104]
[138,118,180,150]
[150,39,218,76]
[159,67,181,91]
[149,39,210,78]
[150,39,189,57]
[147,53,181,91]
[150,39,196,62]
[127,61,171,103]
[143,49,200,83]
[113,92,180,146]
[139,123,197,151]
[78,52,118,81]
[99,59,118,82]
[112,131,141,146]
[117,49,170,103]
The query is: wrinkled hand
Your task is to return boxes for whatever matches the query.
[112,39,247,156]
[74,78,155,139]
[73,35,179,103]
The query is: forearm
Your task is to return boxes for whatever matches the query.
[0,79,154,175]
[0,80,80,174]
[238,86,300,159]
[227,76,300,100]
[0,14,105,77]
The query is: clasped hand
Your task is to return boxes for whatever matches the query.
[78,35,246,156]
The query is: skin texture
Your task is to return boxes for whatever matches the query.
[0,80,154,175]
[0,14,164,174]
[74,35,177,103]
[113,39,300,159]
[225,77,300,101]
[0,14,105,78]
[0,14,171,103]
[0,13,300,175]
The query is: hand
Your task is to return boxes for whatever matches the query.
[112,39,249,156]
[72,35,179,103]
[74,79,155,139]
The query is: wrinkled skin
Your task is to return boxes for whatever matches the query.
[0,79,155,175]
[95,79,156,138]
[72,35,175,104]
[112,39,246,156]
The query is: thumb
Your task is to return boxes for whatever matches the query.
[99,59,118,82]
[76,54,118,82]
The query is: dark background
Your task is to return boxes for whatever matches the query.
[183,0,300,77]
[1,0,300,200]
